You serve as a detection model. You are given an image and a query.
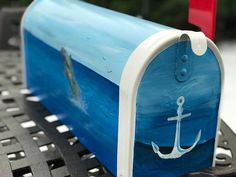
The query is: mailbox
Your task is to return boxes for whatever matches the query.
[21,0,224,177]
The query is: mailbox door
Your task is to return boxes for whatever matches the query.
[133,41,221,177]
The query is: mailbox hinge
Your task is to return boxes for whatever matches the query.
[175,31,208,82]
[175,42,192,82]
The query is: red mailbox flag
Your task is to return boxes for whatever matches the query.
[188,0,217,41]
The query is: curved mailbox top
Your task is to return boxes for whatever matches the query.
[23,0,170,85]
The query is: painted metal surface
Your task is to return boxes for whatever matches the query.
[134,41,221,177]
[23,0,170,85]
[22,0,222,177]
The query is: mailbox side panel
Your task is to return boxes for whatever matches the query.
[23,30,119,174]
[22,0,170,175]
[133,41,221,177]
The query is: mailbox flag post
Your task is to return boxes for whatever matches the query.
[188,0,217,41]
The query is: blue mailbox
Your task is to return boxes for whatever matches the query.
[21,0,224,177]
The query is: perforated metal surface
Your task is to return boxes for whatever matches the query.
[0,50,235,177]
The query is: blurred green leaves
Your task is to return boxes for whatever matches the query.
[0,0,32,7]
[217,0,236,39]
[86,0,236,41]
[1,0,235,40]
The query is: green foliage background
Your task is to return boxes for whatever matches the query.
[1,0,236,41]
[0,0,32,6]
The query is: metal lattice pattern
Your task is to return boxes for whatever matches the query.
[0,51,112,177]
[0,50,235,177]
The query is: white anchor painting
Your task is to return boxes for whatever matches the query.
[151,96,202,159]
